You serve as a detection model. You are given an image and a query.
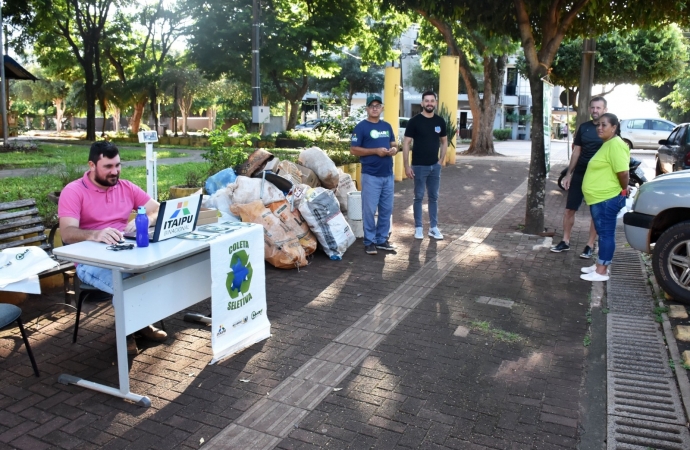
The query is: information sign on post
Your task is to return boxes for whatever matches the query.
[137,131,158,199]
[542,80,553,177]
[210,224,271,364]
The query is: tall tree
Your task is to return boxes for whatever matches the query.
[640,80,690,124]
[545,26,687,110]
[382,2,516,156]
[162,67,208,135]
[29,0,126,140]
[311,54,384,117]
[187,0,403,129]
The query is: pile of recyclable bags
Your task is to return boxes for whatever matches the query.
[203,147,357,267]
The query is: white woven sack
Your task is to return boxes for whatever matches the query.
[298,147,339,189]
[297,187,355,260]
[226,175,285,206]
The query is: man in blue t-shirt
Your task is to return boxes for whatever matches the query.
[350,94,398,255]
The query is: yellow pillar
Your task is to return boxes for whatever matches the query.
[384,66,403,181]
[439,56,459,165]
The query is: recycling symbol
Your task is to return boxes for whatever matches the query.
[226,250,252,299]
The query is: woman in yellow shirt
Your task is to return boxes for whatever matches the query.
[580,113,630,281]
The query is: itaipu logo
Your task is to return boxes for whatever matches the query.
[164,200,196,230]
[170,201,191,219]
[226,246,252,299]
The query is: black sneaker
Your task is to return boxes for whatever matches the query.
[365,244,378,255]
[550,241,570,253]
[580,245,593,259]
[375,240,396,251]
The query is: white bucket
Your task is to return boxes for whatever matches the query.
[347,218,364,238]
[347,191,362,221]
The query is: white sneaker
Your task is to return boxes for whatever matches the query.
[581,264,597,274]
[414,227,424,239]
[428,227,444,240]
[580,271,609,282]
[581,264,610,274]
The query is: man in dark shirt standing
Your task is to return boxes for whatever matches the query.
[350,94,398,255]
[551,96,608,257]
[402,91,448,240]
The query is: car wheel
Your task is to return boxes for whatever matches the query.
[652,221,690,305]
[623,139,633,149]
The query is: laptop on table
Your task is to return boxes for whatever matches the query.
[124,194,203,243]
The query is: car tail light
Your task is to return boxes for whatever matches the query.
[685,152,690,167]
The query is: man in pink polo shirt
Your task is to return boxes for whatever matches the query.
[58,141,167,355]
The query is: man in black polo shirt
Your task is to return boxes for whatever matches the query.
[402,90,448,240]
[551,96,607,257]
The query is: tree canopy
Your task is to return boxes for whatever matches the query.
[543,26,688,109]
[187,0,405,128]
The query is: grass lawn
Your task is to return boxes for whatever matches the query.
[0,162,210,225]
[0,143,189,169]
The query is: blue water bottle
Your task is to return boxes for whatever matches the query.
[135,206,149,248]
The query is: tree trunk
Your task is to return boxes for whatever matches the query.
[180,105,189,136]
[53,98,66,133]
[523,74,546,235]
[287,100,300,129]
[84,79,96,141]
[113,107,121,133]
[130,98,147,134]
[150,87,159,133]
[422,14,501,156]
[207,107,216,129]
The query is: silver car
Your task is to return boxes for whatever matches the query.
[620,118,676,149]
[623,170,690,303]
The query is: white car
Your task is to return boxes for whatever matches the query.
[620,118,676,149]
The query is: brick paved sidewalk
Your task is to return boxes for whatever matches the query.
[0,156,597,449]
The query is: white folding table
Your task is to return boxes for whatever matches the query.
[53,239,212,407]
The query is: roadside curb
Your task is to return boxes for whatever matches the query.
[649,272,690,421]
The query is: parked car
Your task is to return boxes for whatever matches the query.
[620,118,676,149]
[294,119,324,131]
[655,123,690,176]
[623,171,690,304]
[399,117,409,142]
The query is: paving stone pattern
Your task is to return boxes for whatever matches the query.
[0,158,595,449]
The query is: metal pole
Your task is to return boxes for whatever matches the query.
[0,1,9,145]
[251,0,261,109]
[316,93,320,120]
[575,38,596,130]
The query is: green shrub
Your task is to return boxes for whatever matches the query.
[493,128,512,141]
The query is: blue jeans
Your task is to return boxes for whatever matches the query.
[361,173,394,246]
[76,264,133,294]
[412,163,441,228]
[590,195,625,266]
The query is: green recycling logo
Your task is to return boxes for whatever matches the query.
[226,250,253,299]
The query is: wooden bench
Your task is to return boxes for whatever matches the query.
[0,199,75,298]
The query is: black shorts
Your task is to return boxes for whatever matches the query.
[566,171,586,211]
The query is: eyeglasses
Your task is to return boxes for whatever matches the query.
[367,104,383,110]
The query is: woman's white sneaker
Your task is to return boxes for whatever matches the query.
[580,271,609,282]
[414,227,424,239]
[581,264,610,274]
[581,264,597,274]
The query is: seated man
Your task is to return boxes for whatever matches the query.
[58,141,167,355]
